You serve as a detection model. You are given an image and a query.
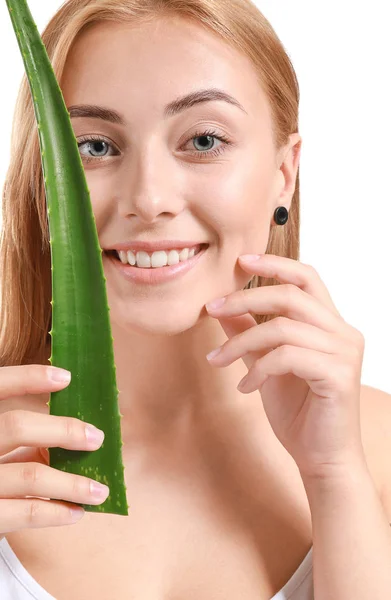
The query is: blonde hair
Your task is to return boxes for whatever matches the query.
[0,0,300,368]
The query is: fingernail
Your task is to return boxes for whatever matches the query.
[206,347,222,361]
[237,375,249,391]
[239,254,261,262]
[206,297,226,310]
[69,506,85,522]
[90,481,110,498]
[85,424,105,446]
[48,367,71,383]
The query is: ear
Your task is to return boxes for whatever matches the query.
[275,133,302,209]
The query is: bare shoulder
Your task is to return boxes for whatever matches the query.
[359,384,391,518]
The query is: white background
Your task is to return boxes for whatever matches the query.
[0,1,390,393]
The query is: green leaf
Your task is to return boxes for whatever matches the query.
[5,0,129,516]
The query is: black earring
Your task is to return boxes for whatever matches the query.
[273,206,289,225]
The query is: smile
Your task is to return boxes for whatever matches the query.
[104,244,209,284]
[110,244,206,268]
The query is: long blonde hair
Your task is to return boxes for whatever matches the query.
[0,0,300,368]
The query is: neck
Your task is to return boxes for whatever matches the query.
[44,317,270,457]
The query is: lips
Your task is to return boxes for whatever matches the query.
[104,243,209,284]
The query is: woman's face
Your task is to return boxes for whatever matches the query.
[61,17,298,335]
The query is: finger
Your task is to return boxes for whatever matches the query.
[0,498,85,534]
[238,345,351,395]
[214,313,259,372]
[207,284,343,335]
[0,462,110,506]
[0,410,104,456]
[0,365,71,402]
[238,254,342,317]
[216,312,257,339]
[207,317,351,368]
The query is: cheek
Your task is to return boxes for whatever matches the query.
[197,162,273,237]
[84,170,115,224]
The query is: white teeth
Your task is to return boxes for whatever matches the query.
[127,250,136,266]
[118,251,129,265]
[167,250,180,266]
[136,251,152,268]
[179,248,189,262]
[151,251,168,268]
[116,246,201,268]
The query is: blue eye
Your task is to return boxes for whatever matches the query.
[186,128,232,158]
[77,136,118,163]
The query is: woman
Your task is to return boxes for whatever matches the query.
[1,0,391,598]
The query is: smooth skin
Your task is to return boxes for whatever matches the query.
[2,14,390,600]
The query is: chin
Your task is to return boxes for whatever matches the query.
[111,303,208,337]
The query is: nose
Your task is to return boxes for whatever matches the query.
[117,144,185,224]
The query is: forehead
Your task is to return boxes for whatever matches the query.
[61,17,271,126]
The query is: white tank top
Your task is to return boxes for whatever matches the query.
[0,536,314,599]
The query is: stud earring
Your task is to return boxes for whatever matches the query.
[273,206,289,225]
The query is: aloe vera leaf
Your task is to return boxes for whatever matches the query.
[5,0,129,516]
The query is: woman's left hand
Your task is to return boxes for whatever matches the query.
[205,253,367,481]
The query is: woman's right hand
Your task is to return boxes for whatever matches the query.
[0,364,111,541]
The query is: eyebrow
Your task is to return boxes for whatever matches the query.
[67,88,247,125]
